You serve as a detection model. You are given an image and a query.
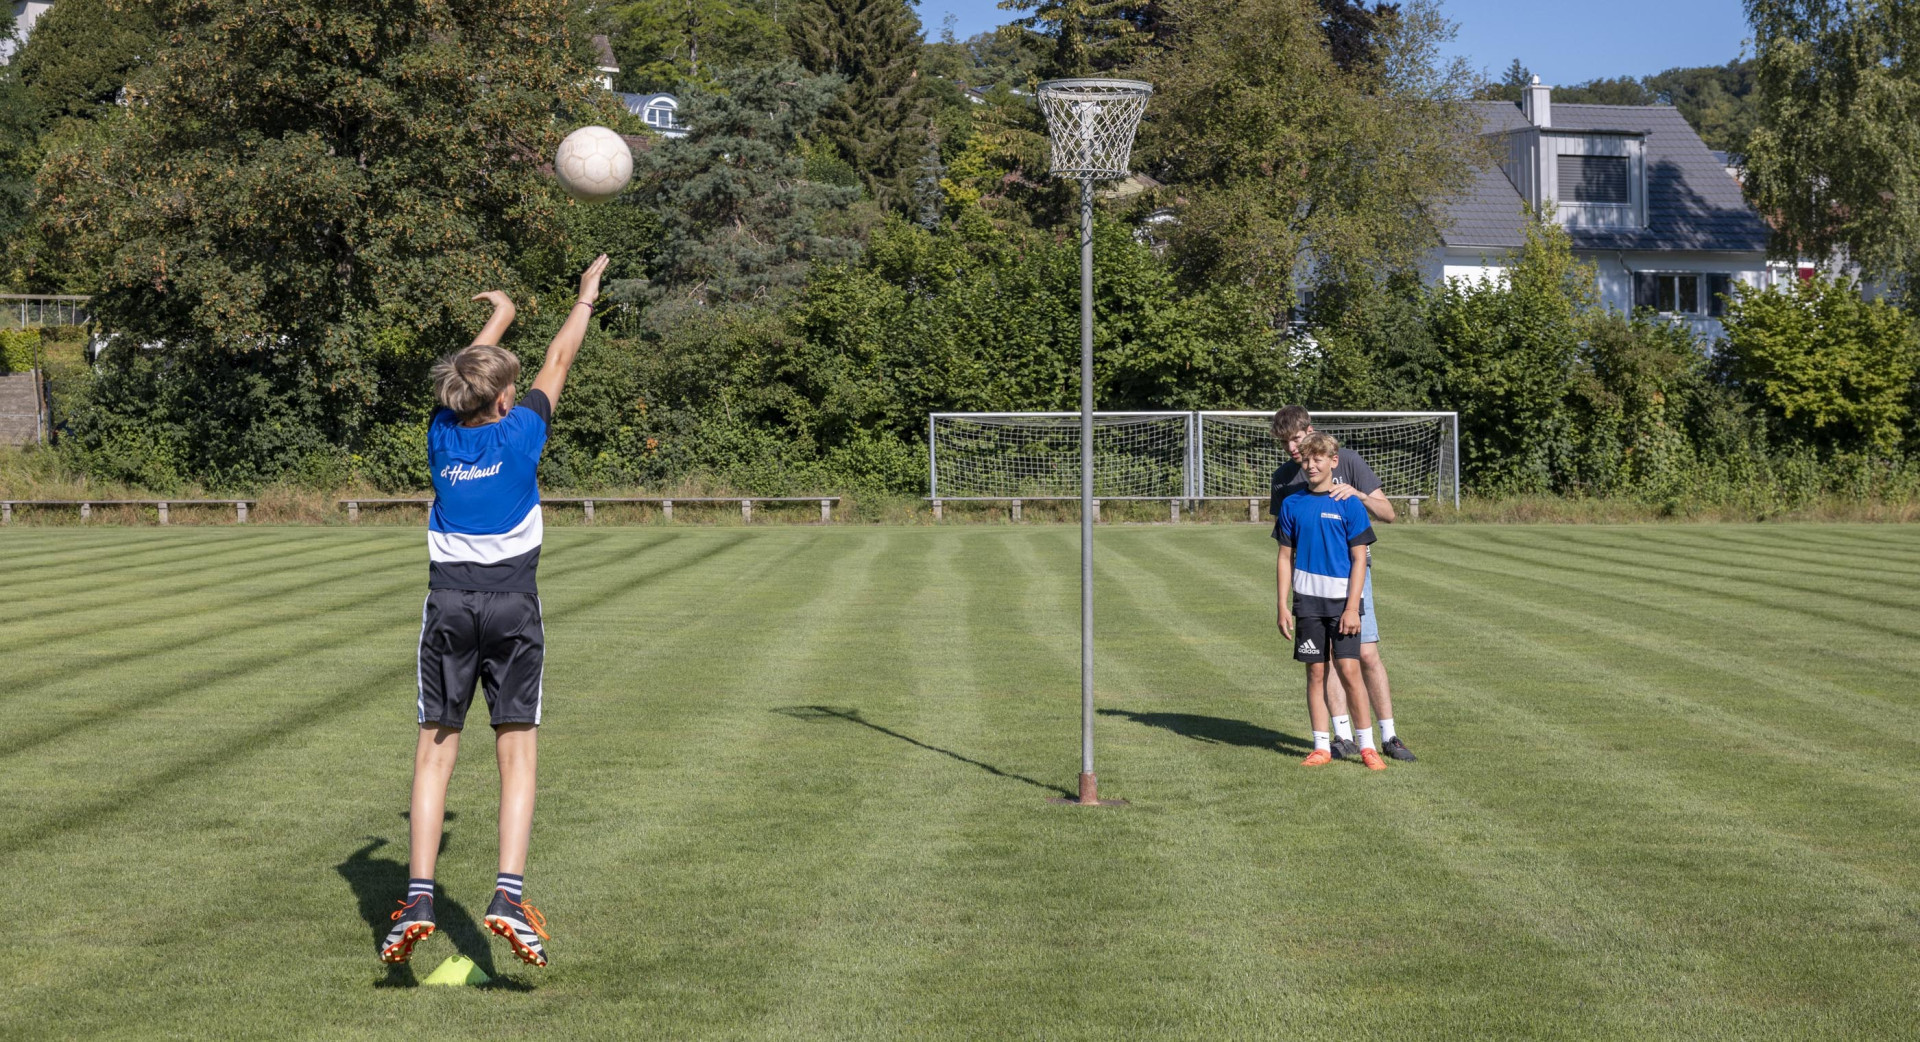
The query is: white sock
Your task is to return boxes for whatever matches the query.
[1313,731,1331,752]
[1357,727,1377,751]
[1379,718,1397,743]
[1332,715,1353,742]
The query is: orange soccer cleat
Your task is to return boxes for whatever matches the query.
[1359,748,1387,771]
[1300,748,1333,766]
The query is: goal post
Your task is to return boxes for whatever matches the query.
[1197,412,1459,508]
[929,411,1458,508]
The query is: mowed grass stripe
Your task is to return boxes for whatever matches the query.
[1623,525,1920,585]
[1393,535,1920,763]
[1415,530,1920,694]
[1380,556,1917,1034]
[0,527,323,612]
[0,530,425,660]
[1653,525,1920,579]
[1486,527,1920,631]
[0,532,709,855]
[1384,547,1920,887]
[0,532,771,1029]
[0,527,302,579]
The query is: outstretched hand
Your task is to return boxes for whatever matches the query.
[472,289,515,310]
[577,254,610,306]
[469,290,516,345]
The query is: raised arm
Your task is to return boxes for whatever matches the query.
[530,254,609,410]
[471,290,517,345]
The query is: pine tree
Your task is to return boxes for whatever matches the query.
[996,0,1146,79]
[12,0,157,120]
[913,133,945,229]
[632,61,860,304]
[788,0,925,207]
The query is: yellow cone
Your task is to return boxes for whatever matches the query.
[420,955,490,986]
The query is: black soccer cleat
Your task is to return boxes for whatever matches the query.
[485,889,550,967]
[381,894,436,963]
[1381,736,1417,761]
[1329,737,1361,760]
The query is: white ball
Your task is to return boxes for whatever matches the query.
[555,126,633,203]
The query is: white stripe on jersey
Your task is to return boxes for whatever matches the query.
[1293,569,1350,600]
[427,503,543,564]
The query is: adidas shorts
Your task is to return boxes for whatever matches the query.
[1292,615,1362,664]
[417,589,544,729]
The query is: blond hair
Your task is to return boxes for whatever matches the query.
[431,344,521,420]
[1297,431,1339,460]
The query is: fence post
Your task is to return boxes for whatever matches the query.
[662,499,673,522]
[236,501,248,523]
[1409,498,1421,522]
[819,499,831,523]
[583,499,595,522]
[1091,499,1101,523]
[932,499,943,521]
[1011,498,1022,522]
[347,501,359,522]
[2,502,10,524]
[740,499,752,523]
[158,502,169,525]
[80,502,91,521]
[1248,498,1258,523]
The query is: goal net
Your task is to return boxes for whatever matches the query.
[1197,412,1458,505]
[929,411,1457,505]
[929,413,1190,498]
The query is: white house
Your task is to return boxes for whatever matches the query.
[617,91,684,138]
[4,0,53,60]
[1427,78,1776,340]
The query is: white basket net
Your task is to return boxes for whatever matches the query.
[1036,78,1153,180]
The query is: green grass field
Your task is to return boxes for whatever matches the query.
[3,523,1917,1040]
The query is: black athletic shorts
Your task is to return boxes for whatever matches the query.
[417,589,545,729]
[1292,615,1362,664]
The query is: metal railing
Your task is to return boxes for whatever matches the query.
[0,295,92,330]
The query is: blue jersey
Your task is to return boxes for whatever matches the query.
[1275,489,1376,618]
[426,390,551,593]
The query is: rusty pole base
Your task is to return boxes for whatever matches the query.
[1048,772,1128,807]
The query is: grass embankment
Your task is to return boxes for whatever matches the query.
[3,525,1916,1039]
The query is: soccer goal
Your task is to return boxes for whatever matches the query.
[928,411,1458,506]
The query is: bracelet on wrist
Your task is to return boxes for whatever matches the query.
[574,299,595,312]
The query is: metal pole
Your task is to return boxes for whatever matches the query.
[928,414,939,499]
[1452,413,1461,509]
[1078,177,1098,805]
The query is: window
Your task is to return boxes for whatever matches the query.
[1634,273,1733,317]
[644,101,678,128]
[1559,154,1631,204]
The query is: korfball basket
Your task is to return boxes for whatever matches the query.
[1035,78,1154,182]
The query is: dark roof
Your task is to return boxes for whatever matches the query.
[1438,100,1770,254]
[592,34,618,70]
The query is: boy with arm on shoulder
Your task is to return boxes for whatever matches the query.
[1276,432,1386,771]
[381,255,609,969]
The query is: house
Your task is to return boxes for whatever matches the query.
[617,91,685,138]
[1428,77,1775,340]
[4,0,53,61]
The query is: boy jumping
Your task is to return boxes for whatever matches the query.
[381,254,609,968]
[1275,431,1386,771]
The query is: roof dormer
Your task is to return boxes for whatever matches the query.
[1499,79,1649,231]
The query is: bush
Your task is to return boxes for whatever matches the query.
[0,328,35,372]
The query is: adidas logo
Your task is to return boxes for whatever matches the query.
[1298,639,1318,654]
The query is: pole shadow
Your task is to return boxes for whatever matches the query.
[1098,707,1312,755]
[773,705,1075,798]
[335,836,533,991]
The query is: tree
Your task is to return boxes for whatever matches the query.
[1136,0,1480,321]
[997,0,1147,79]
[1474,57,1530,102]
[631,61,861,305]
[1743,0,1920,298]
[37,0,607,482]
[1646,60,1757,154]
[788,0,925,205]
[12,0,157,120]
[0,19,41,282]
[610,0,785,92]
[1720,276,1920,453]
[1554,76,1657,106]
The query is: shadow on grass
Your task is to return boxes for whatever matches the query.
[335,836,533,991]
[1098,707,1312,755]
[774,705,1074,798]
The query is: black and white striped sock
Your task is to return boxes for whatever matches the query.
[407,878,434,901]
[496,872,524,900]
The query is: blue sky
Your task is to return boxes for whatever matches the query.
[919,0,1752,85]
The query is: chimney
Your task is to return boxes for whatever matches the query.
[1523,75,1552,128]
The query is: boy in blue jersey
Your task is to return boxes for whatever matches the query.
[1275,431,1387,771]
[381,254,609,968]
